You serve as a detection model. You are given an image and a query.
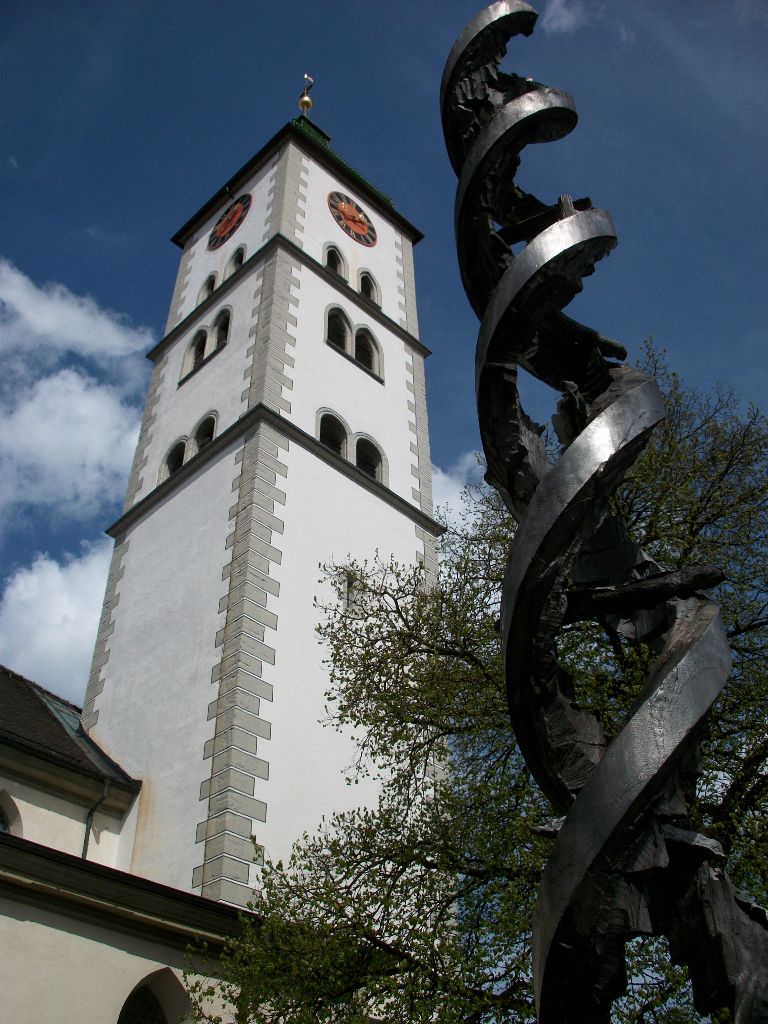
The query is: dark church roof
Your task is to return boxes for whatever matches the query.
[0,664,139,791]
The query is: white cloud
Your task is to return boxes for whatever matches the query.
[0,261,149,523]
[0,368,139,519]
[0,539,112,705]
[431,451,484,524]
[0,258,153,364]
[541,0,588,34]
[0,265,151,703]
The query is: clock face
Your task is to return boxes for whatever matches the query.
[207,194,252,250]
[328,191,377,247]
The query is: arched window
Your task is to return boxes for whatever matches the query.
[191,331,207,372]
[118,969,190,1024]
[165,441,186,479]
[194,415,216,452]
[117,986,167,1024]
[356,438,382,481]
[227,247,245,277]
[327,309,350,353]
[325,246,345,279]
[214,310,230,349]
[319,414,347,458]
[359,272,379,305]
[180,331,209,380]
[354,329,377,375]
[197,274,216,305]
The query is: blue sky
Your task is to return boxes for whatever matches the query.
[1,0,766,703]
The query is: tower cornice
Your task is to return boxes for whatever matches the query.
[170,119,424,250]
[105,401,445,542]
[146,233,432,364]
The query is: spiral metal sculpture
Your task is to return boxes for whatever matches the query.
[441,4,768,1021]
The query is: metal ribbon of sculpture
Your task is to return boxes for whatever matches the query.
[441,4,768,1021]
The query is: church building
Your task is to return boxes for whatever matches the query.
[0,107,440,1022]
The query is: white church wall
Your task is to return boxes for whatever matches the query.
[0,774,124,865]
[113,786,142,873]
[0,898,195,1023]
[134,273,266,504]
[287,263,420,505]
[251,440,427,869]
[89,444,240,890]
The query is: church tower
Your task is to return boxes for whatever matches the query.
[81,115,440,907]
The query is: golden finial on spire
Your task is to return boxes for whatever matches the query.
[298,74,314,116]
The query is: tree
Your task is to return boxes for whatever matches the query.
[187,346,768,1024]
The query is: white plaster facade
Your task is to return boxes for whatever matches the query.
[79,117,440,908]
[0,829,239,1024]
[1,903,193,1023]
[0,772,123,864]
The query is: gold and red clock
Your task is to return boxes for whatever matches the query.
[207,194,251,250]
[328,191,377,247]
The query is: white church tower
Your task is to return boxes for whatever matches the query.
[81,113,440,908]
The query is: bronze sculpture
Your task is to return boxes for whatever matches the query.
[440,3,768,1020]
